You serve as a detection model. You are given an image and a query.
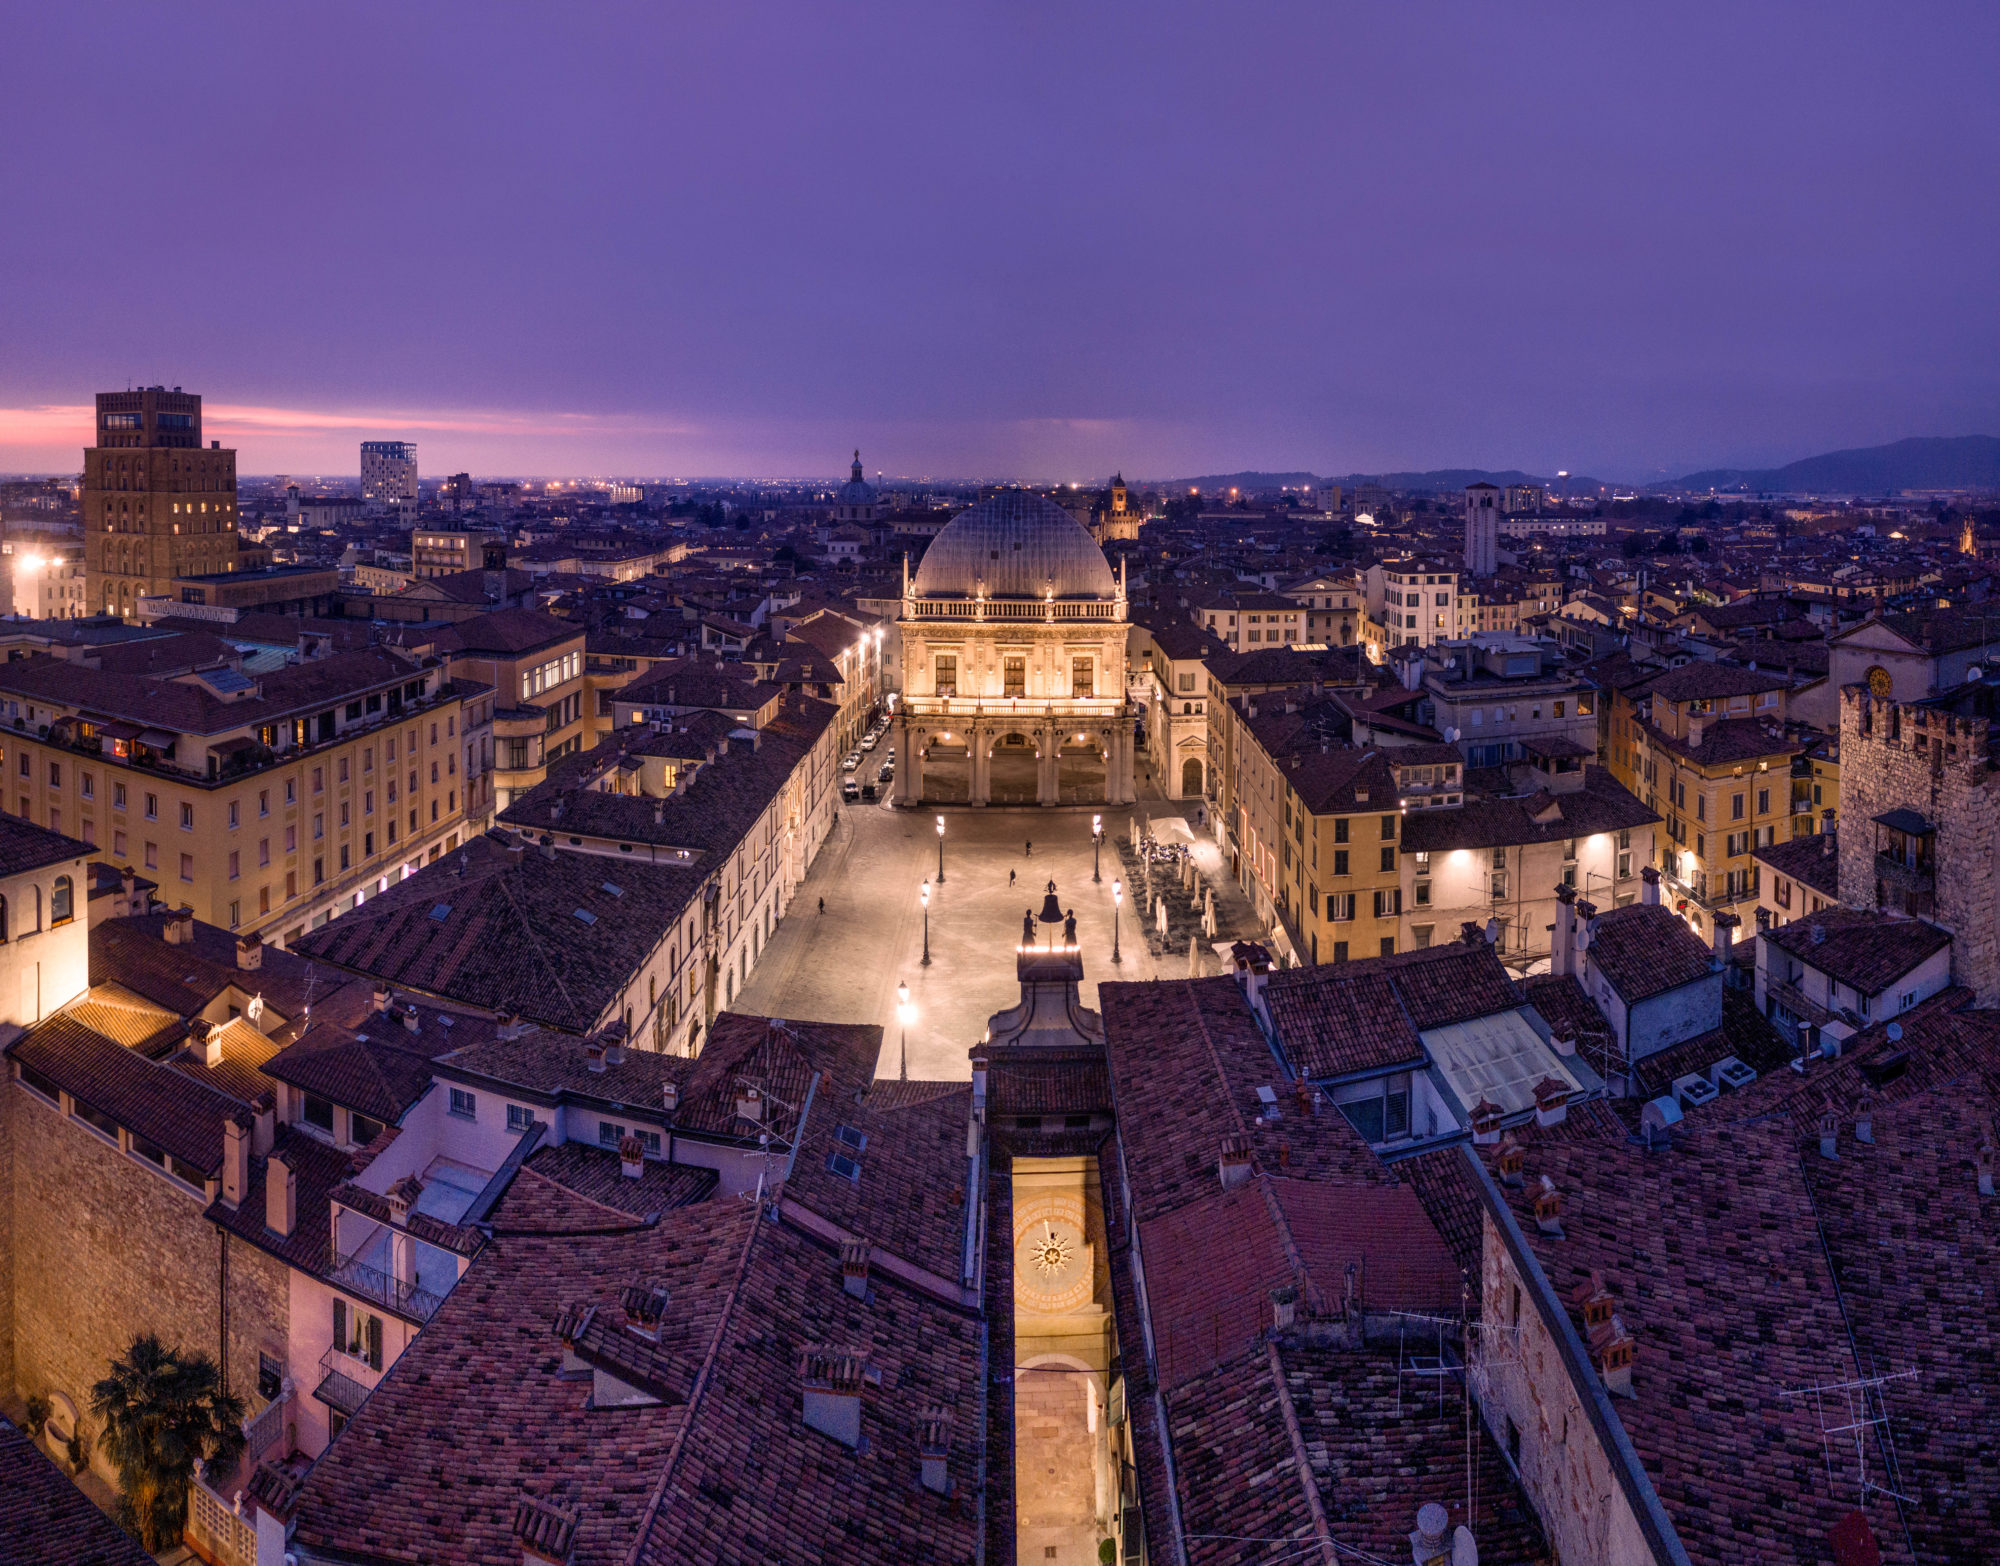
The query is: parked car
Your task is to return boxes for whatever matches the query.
[860,733,878,752]
[861,782,877,801]
[842,751,862,772]
[876,761,894,783]
[842,778,861,802]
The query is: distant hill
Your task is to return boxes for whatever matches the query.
[1674,435,2000,496]
[1159,467,1607,496]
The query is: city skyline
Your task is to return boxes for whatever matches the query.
[6,2,1999,479]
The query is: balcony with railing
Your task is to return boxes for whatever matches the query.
[313,1343,382,1419]
[325,1243,448,1321]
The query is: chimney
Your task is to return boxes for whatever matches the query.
[1533,1173,1564,1235]
[736,1085,764,1123]
[1410,1503,1451,1566]
[1821,810,1836,854]
[1550,1029,1577,1057]
[222,1114,250,1209]
[1711,911,1739,968]
[1590,1313,1637,1397]
[841,1239,870,1299]
[372,984,392,1014]
[618,1134,644,1179]
[252,1092,276,1156]
[1495,1135,1525,1188]
[1551,884,1578,978]
[620,1282,667,1341]
[1572,1269,1615,1332]
[265,1149,296,1237]
[119,865,138,916]
[1818,1111,1839,1160]
[1687,716,1704,748]
[163,906,195,945]
[585,1040,608,1073]
[1218,1134,1253,1190]
[918,1410,951,1496]
[799,1350,865,1449]
[1533,1077,1570,1128]
[402,1004,420,1034]
[505,837,527,866]
[1459,920,1485,947]
[513,1495,578,1566]
[661,1081,679,1114]
[235,931,263,971]
[1469,1098,1503,1146]
[1854,1093,1874,1145]
[1979,1139,1995,1198]
[1640,865,1661,906]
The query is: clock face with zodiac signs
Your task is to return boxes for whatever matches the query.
[1014,1194,1092,1313]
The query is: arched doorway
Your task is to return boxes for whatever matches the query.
[921,737,970,803]
[989,732,1039,804]
[1180,755,1204,797]
[1057,731,1107,805]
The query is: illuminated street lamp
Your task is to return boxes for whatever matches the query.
[920,879,932,966]
[896,980,914,1082]
[935,814,946,884]
[1092,813,1103,883]
[1112,878,1123,965]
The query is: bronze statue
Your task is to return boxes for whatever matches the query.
[1063,908,1077,944]
[1023,908,1035,945]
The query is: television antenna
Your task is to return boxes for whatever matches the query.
[1778,1367,1918,1508]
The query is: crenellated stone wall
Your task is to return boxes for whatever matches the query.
[1838,686,2000,1003]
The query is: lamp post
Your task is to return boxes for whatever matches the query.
[920,879,932,966]
[1092,813,1103,883]
[935,814,946,884]
[896,980,914,1082]
[1112,878,1123,965]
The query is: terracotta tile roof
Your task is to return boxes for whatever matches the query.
[1752,831,1842,900]
[1400,767,1659,854]
[516,1142,717,1217]
[1100,977,1388,1225]
[292,831,706,1034]
[985,1048,1111,1116]
[289,1202,756,1565]
[259,1015,454,1122]
[1628,985,1792,1102]
[0,813,93,879]
[1583,902,1717,1003]
[8,1012,244,1174]
[1389,1144,1488,1290]
[1762,909,1953,997]
[1643,662,1791,702]
[92,913,364,1027]
[1635,713,1802,767]
[205,1124,355,1274]
[441,606,580,656]
[1484,1122,1913,1566]
[0,1414,155,1566]
[436,1025,696,1107]
[1262,966,1425,1078]
[1798,1081,2000,1562]
[61,984,183,1052]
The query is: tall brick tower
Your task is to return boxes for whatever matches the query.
[84,386,241,618]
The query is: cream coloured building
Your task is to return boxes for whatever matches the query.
[893,493,1135,807]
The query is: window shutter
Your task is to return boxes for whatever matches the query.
[333,1298,346,1356]
[367,1314,383,1370]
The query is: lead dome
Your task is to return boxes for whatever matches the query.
[910,492,1117,601]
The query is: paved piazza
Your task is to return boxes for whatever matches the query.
[736,797,1260,1080]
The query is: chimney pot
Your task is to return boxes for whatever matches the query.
[918,1410,951,1495]
[618,1134,645,1179]
[222,1115,250,1209]
[235,931,263,971]
[1495,1136,1525,1187]
[402,1004,421,1034]
[799,1349,866,1449]
[841,1239,870,1299]
[1410,1502,1451,1564]
[1218,1133,1253,1189]
[265,1150,297,1237]
[1469,1098,1503,1146]
[662,1081,679,1113]
[1818,1111,1839,1160]
[1533,1173,1564,1234]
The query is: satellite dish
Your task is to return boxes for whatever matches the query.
[1886,1022,1903,1042]
[1969,666,1984,682]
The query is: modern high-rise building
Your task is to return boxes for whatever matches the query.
[83,386,242,618]
[360,440,419,512]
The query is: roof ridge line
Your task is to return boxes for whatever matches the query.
[622,1203,763,1566]
[1181,980,1253,1145]
[1261,1337,1340,1566]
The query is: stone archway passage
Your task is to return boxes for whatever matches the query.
[922,741,970,803]
[989,734,1039,804]
[1181,755,1204,796]
[1057,736,1107,805]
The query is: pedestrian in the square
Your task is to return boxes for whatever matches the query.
[1009,868,1016,887]
[1025,839,1032,857]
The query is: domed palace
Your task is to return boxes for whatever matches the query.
[893,491,1135,806]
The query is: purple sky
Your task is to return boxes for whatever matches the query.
[4,2,1997,482]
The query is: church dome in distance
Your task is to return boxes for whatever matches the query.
[835,449,877,511]
[911,491,1117,600]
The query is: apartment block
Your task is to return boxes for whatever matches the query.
[83,387,242,618]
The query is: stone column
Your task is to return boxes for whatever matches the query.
[900,725,923,805]
[1037,725,1057,806]
[971,725,991,806]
